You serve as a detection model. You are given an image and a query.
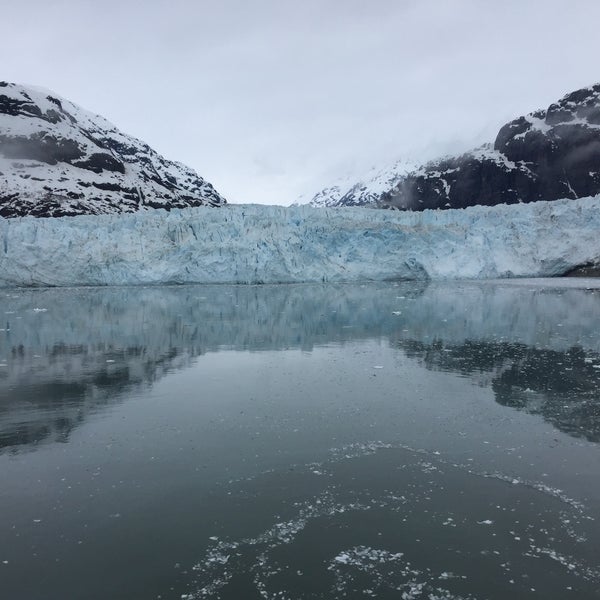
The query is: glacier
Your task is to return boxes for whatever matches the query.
[1,195,599,287]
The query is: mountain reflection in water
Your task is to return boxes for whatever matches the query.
[399,340,600,442]
[2,280,600,600]
[1,279,599,452]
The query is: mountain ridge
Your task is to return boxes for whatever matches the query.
[0,82,225,217]
[295,158,416,208]
[299,83,600,211]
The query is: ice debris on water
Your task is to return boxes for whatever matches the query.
[182,440,599,599]
[328,546,474,600]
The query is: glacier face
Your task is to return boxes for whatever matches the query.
[1,196,599,287]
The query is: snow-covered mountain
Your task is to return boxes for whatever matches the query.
[0,82,225,217]
[2,196,600,287]
[301,83,600,211]
[382,83,600,210]
[296,159,416,207]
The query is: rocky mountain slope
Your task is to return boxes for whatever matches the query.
[383,82,600,210]
[0,82,225,217]
[302,83,600,211]
[296,159,416,208]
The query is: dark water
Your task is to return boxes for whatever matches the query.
[1,280,599,600]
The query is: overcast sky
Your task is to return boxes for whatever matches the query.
[4,0,600,204]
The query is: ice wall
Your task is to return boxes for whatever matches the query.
[1,196,600,287]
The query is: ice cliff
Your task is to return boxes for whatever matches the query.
[1,195,599,287]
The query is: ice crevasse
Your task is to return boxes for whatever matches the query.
[0,196,599,287]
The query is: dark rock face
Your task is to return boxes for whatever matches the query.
[0,132,84,165]
[381,83,600,211]
[0,83,225,218]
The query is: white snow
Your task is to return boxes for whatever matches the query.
[522,113,552,135]
[469,143,534,177]
[1,195,599,287]
[296,158,417,207]
[0,82,224,214]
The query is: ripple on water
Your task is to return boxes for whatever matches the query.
[182,442,600,599]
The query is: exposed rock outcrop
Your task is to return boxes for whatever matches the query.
[300,83,600,212]
[381,84,600,210]
[0,82,225,217]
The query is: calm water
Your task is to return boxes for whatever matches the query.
[1,280,599,600]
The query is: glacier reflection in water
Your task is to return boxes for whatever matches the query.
[0,280,599,600]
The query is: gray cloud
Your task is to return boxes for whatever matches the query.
[4,0,600,204]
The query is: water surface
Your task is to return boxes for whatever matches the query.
[1,280,599,599]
